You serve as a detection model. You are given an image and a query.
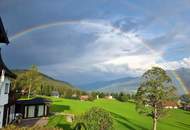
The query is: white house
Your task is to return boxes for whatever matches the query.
[0,17,17,128]
[51,91,60,98]
[105,95,113,100]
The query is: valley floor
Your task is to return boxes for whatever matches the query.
[46,97,190,130]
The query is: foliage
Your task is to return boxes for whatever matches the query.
[11,65,81,98]
[180,94,190,105]
[135,67,177,130]
[114,92,130,102]
[180,94,190,110]
[88,92,98,101]
[12,65,41,98]
[74,107,114,130]
[98,92,106,98]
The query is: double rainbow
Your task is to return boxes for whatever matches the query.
[9,20,189,94]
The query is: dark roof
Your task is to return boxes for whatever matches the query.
[0,48,16,79]
[0,17,16,79]
[0,17,9,44]
[16,97,51,105]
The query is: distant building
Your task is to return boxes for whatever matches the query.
[163,101,178,109]
[105,95,113,100]
[51,91,60,98]
[0,17,17,128]
[72,94,77,98]
[96,95,99,99]
[183,105,190,111]
[15,97,51,119]
[80,95,89,101]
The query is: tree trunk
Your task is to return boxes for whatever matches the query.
[153,117,157,130]
[153,106,157,130]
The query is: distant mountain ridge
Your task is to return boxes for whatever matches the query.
[80,68,190,94]
[80,77,138,90]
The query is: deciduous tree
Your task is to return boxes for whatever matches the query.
[136,67,176,130]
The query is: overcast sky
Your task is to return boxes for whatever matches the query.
[0,0,190,85]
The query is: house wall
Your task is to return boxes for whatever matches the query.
[0,77,11,128]
[0,106,4,128]
[0,77,10,105]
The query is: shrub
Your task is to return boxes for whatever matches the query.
[74,107,113,130]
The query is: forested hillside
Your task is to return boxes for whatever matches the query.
[13,69,75,89]
[11,66,81,98]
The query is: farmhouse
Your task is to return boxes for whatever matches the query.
[15,97,51,119]
[0,17,17,128]
[163,101,178,109]
[80,95,89,101]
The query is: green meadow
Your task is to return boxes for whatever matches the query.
[47,97,190,130]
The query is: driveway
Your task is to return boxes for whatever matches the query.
[18,117,48,127]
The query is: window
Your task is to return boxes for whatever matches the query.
[24,106,27,118]
[28,106,35,118]
[4,83,9,94]
[37,105,44,117]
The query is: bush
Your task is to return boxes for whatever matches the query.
[74,107,113,130]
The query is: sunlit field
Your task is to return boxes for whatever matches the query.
[47,97,190,130]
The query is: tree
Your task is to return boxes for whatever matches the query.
[117,92,130,102]
[180,94,190,104]
[89,92,98,101]
[99,92,106,98]
[12,65,42,98]
[180,94,190,109]
[25,65,42,98]
[74,107,113,130]
[136,67,176,130]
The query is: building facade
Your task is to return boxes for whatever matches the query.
[16,97,51,119]
[0,17,17,128]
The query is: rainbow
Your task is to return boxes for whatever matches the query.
[10,20,82,41]
[9,20,189,94]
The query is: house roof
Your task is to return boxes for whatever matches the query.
[16,97,52,105]
[0,17,16,79]
[0,17,9,44]
[163,100,178,106]
[0,48,17,79]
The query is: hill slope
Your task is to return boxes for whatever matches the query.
[80,77,140,93]
[12,69,75,90]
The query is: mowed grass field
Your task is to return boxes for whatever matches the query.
[47,97,190,130]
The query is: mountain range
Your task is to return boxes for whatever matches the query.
[80,68,190,95]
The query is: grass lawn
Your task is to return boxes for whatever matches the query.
[47,97,190,130]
